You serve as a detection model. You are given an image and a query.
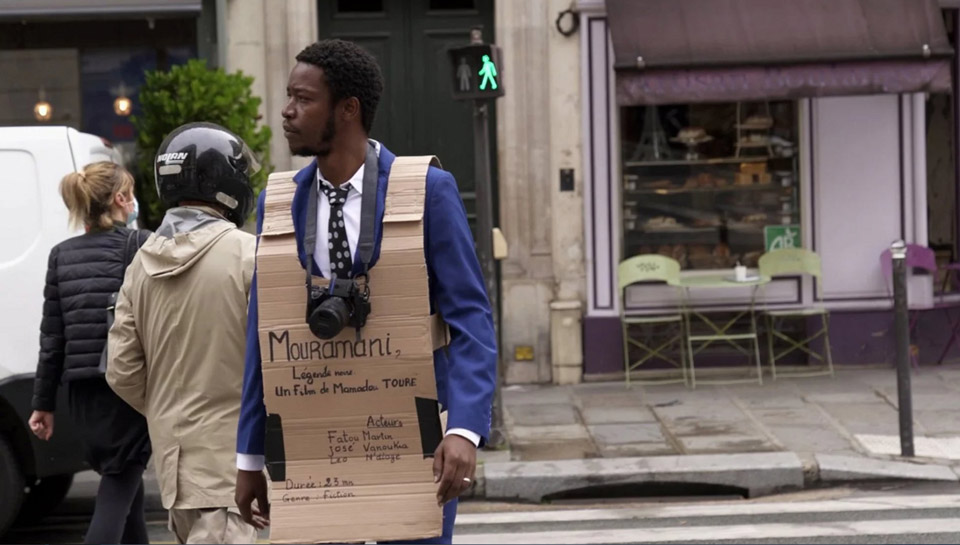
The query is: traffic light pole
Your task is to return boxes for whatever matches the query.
[473,99,504,449]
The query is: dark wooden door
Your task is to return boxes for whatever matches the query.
[317,0,496,230]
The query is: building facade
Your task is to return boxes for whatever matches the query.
[577,0,960,380]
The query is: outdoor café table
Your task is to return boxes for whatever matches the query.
[677,273,771,388]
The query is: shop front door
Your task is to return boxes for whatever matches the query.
[317,0,496,234]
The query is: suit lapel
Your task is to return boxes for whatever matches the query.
[291,161,321,277]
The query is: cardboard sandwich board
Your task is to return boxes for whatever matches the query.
[256,157,446,543]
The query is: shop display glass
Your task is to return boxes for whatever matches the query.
[620,101,800,270]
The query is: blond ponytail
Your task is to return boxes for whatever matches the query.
[59,162,134,230]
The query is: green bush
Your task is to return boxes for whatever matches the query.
[131,59,272,228]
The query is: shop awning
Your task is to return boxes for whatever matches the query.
[608,0,954,105]
[0,0,201,19]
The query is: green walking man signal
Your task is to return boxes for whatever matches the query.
[448,43,504,100]
[479,54,498,90]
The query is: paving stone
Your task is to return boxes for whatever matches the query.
[909,376,960,392]
[511,440,598,461]
[722,383,800,397]
[599,443,678,457]
[881,393,960,412]
[790,379,875,396]
[678,434,779,454]
[589,423,666,445]
[667,419,759,438]
[576,392,647,410]
[818,403,902,435]
[653,400,747,423]
[854,434,960,460]
[935,369,960,383]
[572,382,634,395]
[581,405,658,425]
[503,385,573,406]
[915,410,960,435]
[750,407,831,427]
[804,392,887,404]
[850,371,897,389]
[509,424,590,443]
[762,425,856,453]
[506,403,580,426]
[638,389,725,407]
[734,395,807,409]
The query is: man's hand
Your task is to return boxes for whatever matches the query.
[433,434,476,506]
[29,411,54,441]
[235,469,270,530]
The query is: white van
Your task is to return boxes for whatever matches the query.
[0,126,124,536]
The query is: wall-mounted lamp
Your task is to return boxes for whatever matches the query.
[34,87,52,122]
[112,83,133,116]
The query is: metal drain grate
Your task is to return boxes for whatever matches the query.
[855,434,960,460]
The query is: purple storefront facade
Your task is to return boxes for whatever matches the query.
[577,0,960,377]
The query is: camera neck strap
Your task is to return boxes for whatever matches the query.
[304,140,380,290]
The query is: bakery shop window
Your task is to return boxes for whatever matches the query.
[620,101,800,270]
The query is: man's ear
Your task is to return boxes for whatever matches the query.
[341,97,361,124]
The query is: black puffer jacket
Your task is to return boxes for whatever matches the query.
[32,226,149,412]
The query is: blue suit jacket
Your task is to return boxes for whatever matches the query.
[237,144,498,457]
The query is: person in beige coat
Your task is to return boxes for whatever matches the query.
[106,123,259,544]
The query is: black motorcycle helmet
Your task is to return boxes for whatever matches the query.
[154,122,259,227]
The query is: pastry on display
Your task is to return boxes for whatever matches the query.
[713,243,737,268]
[692,217,719,228]
[644,216,679,229]
[743,251,763,268]
[671,244,688,263]
[641,179,673,189]
[688,245,713,269]
[683,173,730,189]
[713,243,731,259]
[741,213,768,224]
[656,245,674,258]
[738,115,774,129]
[671,127,713,143]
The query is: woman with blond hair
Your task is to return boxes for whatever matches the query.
[28,161,152,544]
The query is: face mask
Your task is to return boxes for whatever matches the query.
[126,197,139,227]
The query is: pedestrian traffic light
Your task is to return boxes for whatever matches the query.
[447,43,504,100]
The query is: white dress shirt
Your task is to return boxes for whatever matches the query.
[237,141,479,471]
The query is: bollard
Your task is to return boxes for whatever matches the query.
[891,240,914,457]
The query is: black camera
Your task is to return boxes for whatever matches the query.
[306,278,372,340]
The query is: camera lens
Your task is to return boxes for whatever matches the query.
[308,297,351,339]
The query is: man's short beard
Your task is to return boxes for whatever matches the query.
[291,116,337,157]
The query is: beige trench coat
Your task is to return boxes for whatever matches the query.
[107,207,255,510]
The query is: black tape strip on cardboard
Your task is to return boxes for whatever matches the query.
[415,397,442,457]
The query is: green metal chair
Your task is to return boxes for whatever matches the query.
[758,248,834,379]
[618,255,687,387]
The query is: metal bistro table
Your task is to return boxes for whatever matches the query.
[678,273,771,388]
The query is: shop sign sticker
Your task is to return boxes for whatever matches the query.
[764,225,801,251]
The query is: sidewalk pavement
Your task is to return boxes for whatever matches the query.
[478,366,960,501]
[68,367,960,512]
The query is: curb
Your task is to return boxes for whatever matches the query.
[815,453,959,483]
[482,452,805,502]
[479,451,960,503]
[70,451,959,508]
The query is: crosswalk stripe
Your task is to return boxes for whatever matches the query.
[455,493,960,526]
[453,517,960,544]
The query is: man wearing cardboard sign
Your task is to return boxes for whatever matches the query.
[235,39,497,544]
